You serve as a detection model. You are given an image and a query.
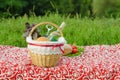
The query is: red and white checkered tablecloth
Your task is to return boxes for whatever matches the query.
[0,44,120,80]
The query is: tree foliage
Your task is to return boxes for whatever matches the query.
[0,0,27,17]
[0,0,120,18]
[0,0,92,17]
[92,0,120,17]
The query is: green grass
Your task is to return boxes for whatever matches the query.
[0,14,120,47]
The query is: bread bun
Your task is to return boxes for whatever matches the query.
[36,37,50,41]
[63,44,72,55]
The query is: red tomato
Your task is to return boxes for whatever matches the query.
[72,45,77,49]
[72,48,78,54]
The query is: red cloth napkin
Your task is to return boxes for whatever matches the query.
[0,44,120,79]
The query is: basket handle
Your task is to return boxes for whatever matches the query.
[29,22,63,37]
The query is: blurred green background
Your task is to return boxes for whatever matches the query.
[1,0,120,18]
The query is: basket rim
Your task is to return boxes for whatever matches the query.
[28,42,64,46]
[26,36,64,45]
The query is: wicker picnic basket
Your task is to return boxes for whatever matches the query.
[26,22,65,67]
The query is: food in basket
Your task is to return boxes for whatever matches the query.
[36,37,50,41]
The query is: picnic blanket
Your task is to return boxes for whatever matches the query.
[0,44,120,80]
